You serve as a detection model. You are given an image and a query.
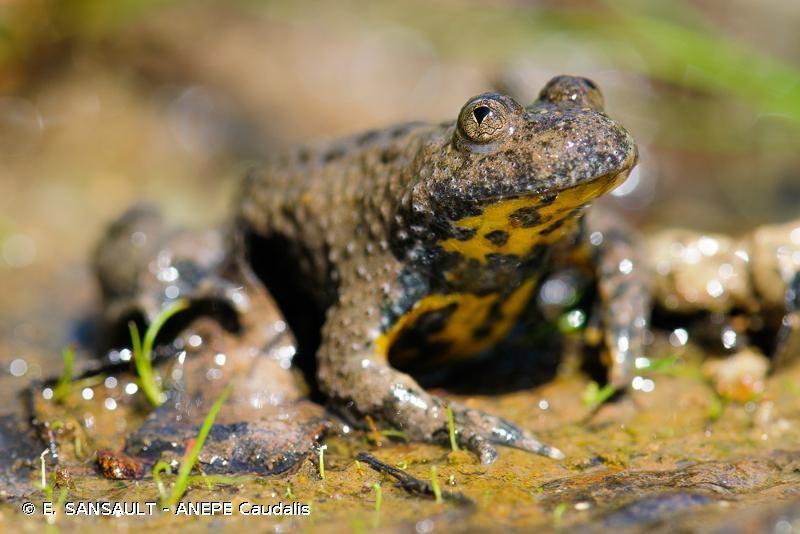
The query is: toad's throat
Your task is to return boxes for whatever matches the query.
[439,171,628,263]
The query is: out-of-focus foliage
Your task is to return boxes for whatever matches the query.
[0,0,171,90]
[0,0,797,235]
[291,0,800,124]
[3,0,797,141]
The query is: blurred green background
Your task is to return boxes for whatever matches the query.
[0,0,799,388]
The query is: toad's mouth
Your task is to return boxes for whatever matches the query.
[527,143,639,206]
[534,165,634,212]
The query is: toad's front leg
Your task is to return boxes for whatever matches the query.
[583,208,652,388]
[316,296,564,464]
[748,221,800,368]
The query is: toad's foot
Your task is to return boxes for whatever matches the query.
[326,361,563,464]
[439,398,564,463]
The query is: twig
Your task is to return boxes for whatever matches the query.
[356,453,473,506]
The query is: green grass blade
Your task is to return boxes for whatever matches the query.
[164,384,231,507]
[318,445,327,480]
[152,461,171,502]
[378,429,409,442]
[130,299,190,407]
[430,466,442,504]
[372,483,382,513]
[582,381,618,410]
[142,299,190,365]
[445,404,459,452]
[52,346,75,403]
[372,482,382,527]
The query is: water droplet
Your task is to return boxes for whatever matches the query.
[9,358,28,377]
[565,309,586,329]
[206,368,223,380]
[706,280,724,298]
[164,285,180,299]
[721,328,737,349]
[697,236,719,256]
[669,328,689,347]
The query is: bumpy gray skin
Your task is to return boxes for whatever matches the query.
[237,76,649,463]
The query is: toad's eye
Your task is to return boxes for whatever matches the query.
[457,95,512,144]
[538,75,604,111]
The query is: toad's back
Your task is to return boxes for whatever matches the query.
[237,122,441,310]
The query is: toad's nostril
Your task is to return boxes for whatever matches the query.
[473,106,492,125]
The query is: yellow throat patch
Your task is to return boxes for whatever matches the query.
[439,179,615,263]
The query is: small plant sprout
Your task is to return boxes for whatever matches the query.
[53,346,75,403]
[372,482,382,528]
[430,466,442,504]
[39,448,49,488]
[378,429,409,442]
[35,467,61,526]
[152,461,171,502]
[641,355,679,374]
[285,484,295,499]
[354,459,362,473]
[34,450,68,525]
[128,299,189,407]
[160,384,231,507]
[42,472,55,503]
[198,469,213,490]
[553,502,568,528]
[372,483,382,513]
[318,444,328,480]
[581,381,617,410]
[365,415,382,447]
[185,473,239,487]
[707,391,726,422]
[53,486,69,524]
[445,404,459,452]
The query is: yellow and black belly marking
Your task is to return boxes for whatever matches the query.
[375,278,536,369]
[439,180,615,263]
